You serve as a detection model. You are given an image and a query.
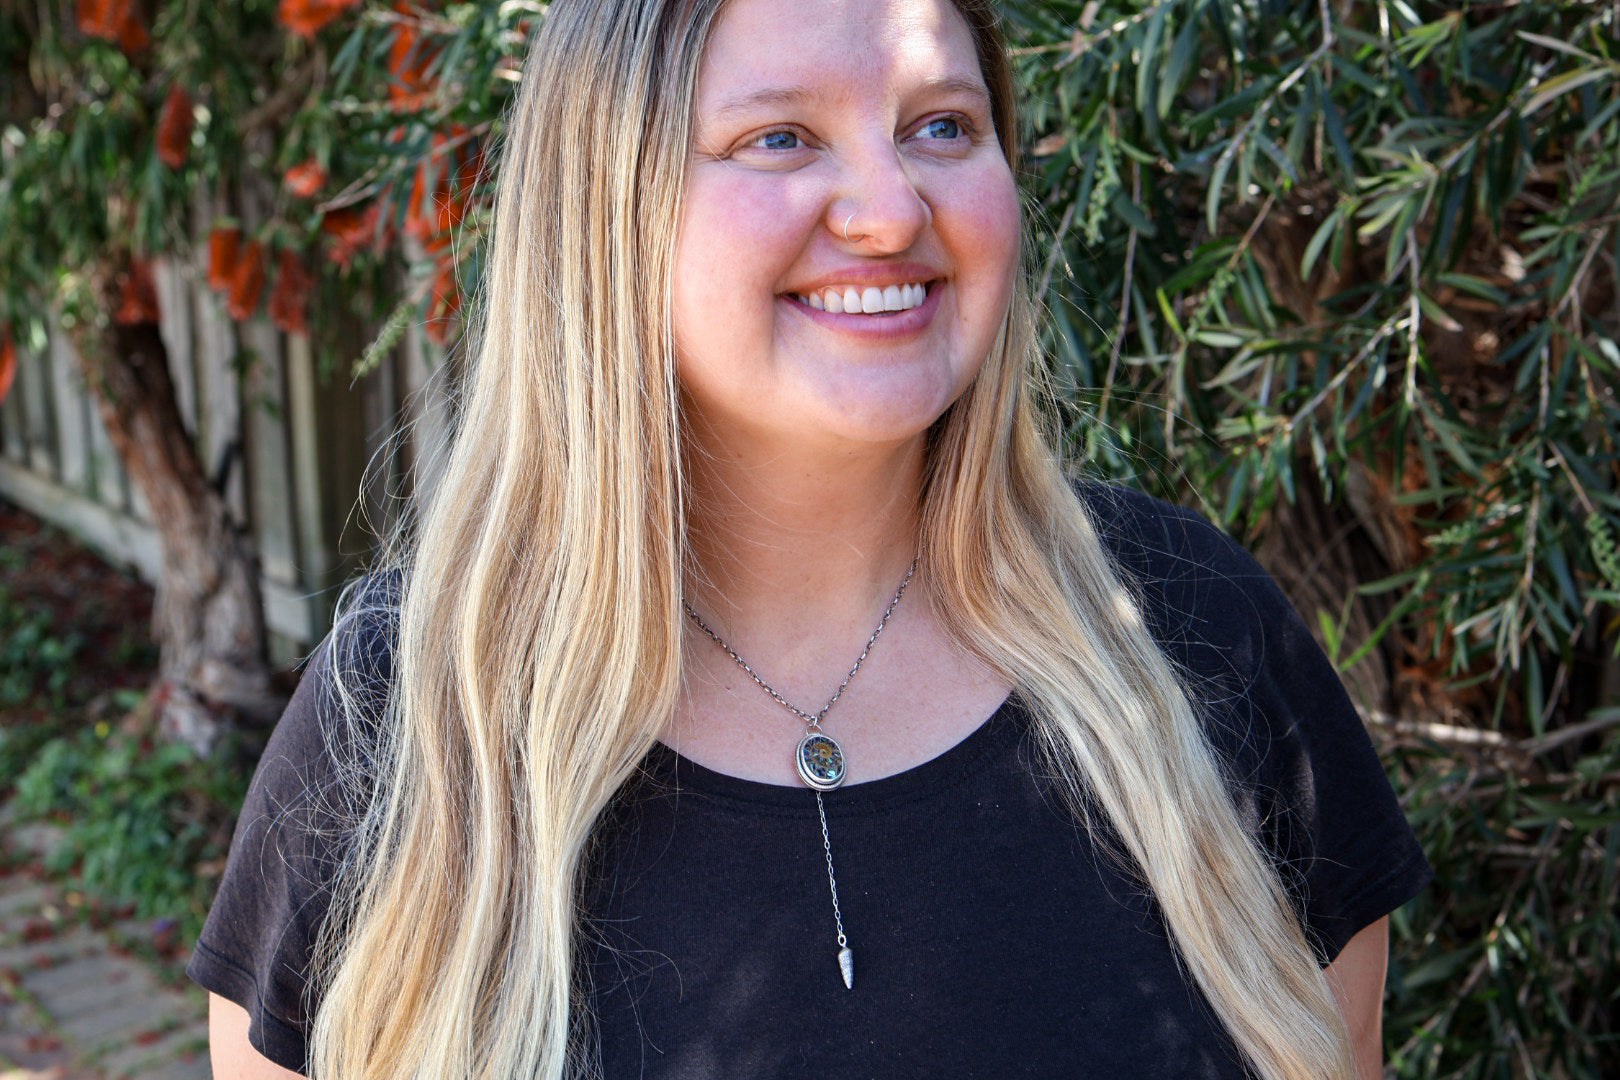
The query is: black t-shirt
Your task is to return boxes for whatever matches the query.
[187,486,1432,1077]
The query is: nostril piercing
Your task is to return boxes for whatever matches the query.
[843,211,859,243]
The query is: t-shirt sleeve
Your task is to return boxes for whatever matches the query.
[186,589,396,1074]
[1085,484,1433,965]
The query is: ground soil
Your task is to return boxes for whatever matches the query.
[0,497,157,739]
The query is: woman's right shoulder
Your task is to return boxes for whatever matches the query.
[318,571,404,730]
[218,571,402,871]
[266,571,402,811]
[184,571,404,1072]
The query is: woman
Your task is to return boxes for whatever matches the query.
[192,0,1431,1077]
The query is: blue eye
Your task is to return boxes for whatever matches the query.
[918,117,962,140]
[756,130,801,150]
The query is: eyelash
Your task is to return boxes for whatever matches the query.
[746,114,976,152]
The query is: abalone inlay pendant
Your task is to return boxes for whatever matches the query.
[796,732,846,791]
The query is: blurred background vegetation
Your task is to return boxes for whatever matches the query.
[1,0,1617,1075]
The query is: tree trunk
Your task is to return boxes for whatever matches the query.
[67,260,276,754]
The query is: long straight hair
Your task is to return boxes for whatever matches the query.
[309,1,1357,1077]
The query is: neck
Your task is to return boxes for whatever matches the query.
[682,419,926,634]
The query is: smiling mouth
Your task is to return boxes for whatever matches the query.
[787,281,933,315]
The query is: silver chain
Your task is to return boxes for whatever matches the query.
[680,558,918,732]
[816,791,847,948]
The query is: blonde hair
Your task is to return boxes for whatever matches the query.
[309,1,1356,1077]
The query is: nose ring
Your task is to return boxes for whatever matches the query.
[843,211,860,244]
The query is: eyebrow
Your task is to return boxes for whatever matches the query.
[705,75,992,122]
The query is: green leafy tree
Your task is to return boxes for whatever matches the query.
[1002,2,1620,1073]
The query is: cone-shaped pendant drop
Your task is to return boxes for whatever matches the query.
[838,946,855,989]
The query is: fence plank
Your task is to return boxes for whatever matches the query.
[359,335,402,538]
[46,333,90,493]
[16,332,56,478]
[194,293,245,520]
[155,259,198,437]
[79,342,133,515]
[285,334,326,582]
[190,194,245,524]
[240,318,301,592]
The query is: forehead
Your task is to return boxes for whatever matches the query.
[697,0,983,111]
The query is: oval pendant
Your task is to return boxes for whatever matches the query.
[796,732,846,791]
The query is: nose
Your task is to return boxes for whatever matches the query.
[829,143,932,253]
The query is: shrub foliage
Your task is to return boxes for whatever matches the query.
[1002,3,1620,1074]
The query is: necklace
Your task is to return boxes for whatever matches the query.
[681,558,918,990]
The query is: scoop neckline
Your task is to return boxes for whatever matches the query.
[643,694,1020,812]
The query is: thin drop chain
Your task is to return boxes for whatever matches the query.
[680,557,918,732]
[816,790,847,948]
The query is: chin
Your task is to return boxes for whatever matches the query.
[806,387,962,448]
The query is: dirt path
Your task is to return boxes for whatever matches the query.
[0,823,210,1080]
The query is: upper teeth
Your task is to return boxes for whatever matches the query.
[798,282,929,314]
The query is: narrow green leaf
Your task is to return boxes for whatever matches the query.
[1437,272,1509,306]
[1252,131,1299,187]
[1319,88,1356,177]
[1111,191,1156,237]
[1157,6,1204,119]
[1301,204,1346,280]
[1515,31,1602,64]
[1521,65,1620,118]
[1206,145,1235,233]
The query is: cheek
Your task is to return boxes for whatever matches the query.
[673,169,823,309]
[942,166,1022,327]
[671,173,813,399]
[963,170,1022,284]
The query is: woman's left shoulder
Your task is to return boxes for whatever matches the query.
[1073,478,1363,758]
[1074,480,1307,673]
[1074,480,1434,962]
[1077,480,1275,590]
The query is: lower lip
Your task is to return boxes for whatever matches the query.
[781,283,943,340]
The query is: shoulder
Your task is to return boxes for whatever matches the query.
[1073,482,1432,961]
[1075,481,1297,692]
[246,573,400,828]
[185,572,401,1073]
[1073,480,1350,779]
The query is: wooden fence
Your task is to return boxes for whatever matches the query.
[0,253,451,665]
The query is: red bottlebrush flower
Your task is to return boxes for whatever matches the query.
[423,263,460,346]
[226,240,266,321]
[268,250,313,336]
[387,7,439,105]
[406,131,482,243]
[115,8,148,53]
[404,161,433,240]
[283,159,327,199]
[0,327,16,407]
[114,259,161,326]
[76,0,125,40]
[156,85,193,169]
[277,0,362,39]
[207,227,240,292]
[320,204,381,269]
[78,0,147,53]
